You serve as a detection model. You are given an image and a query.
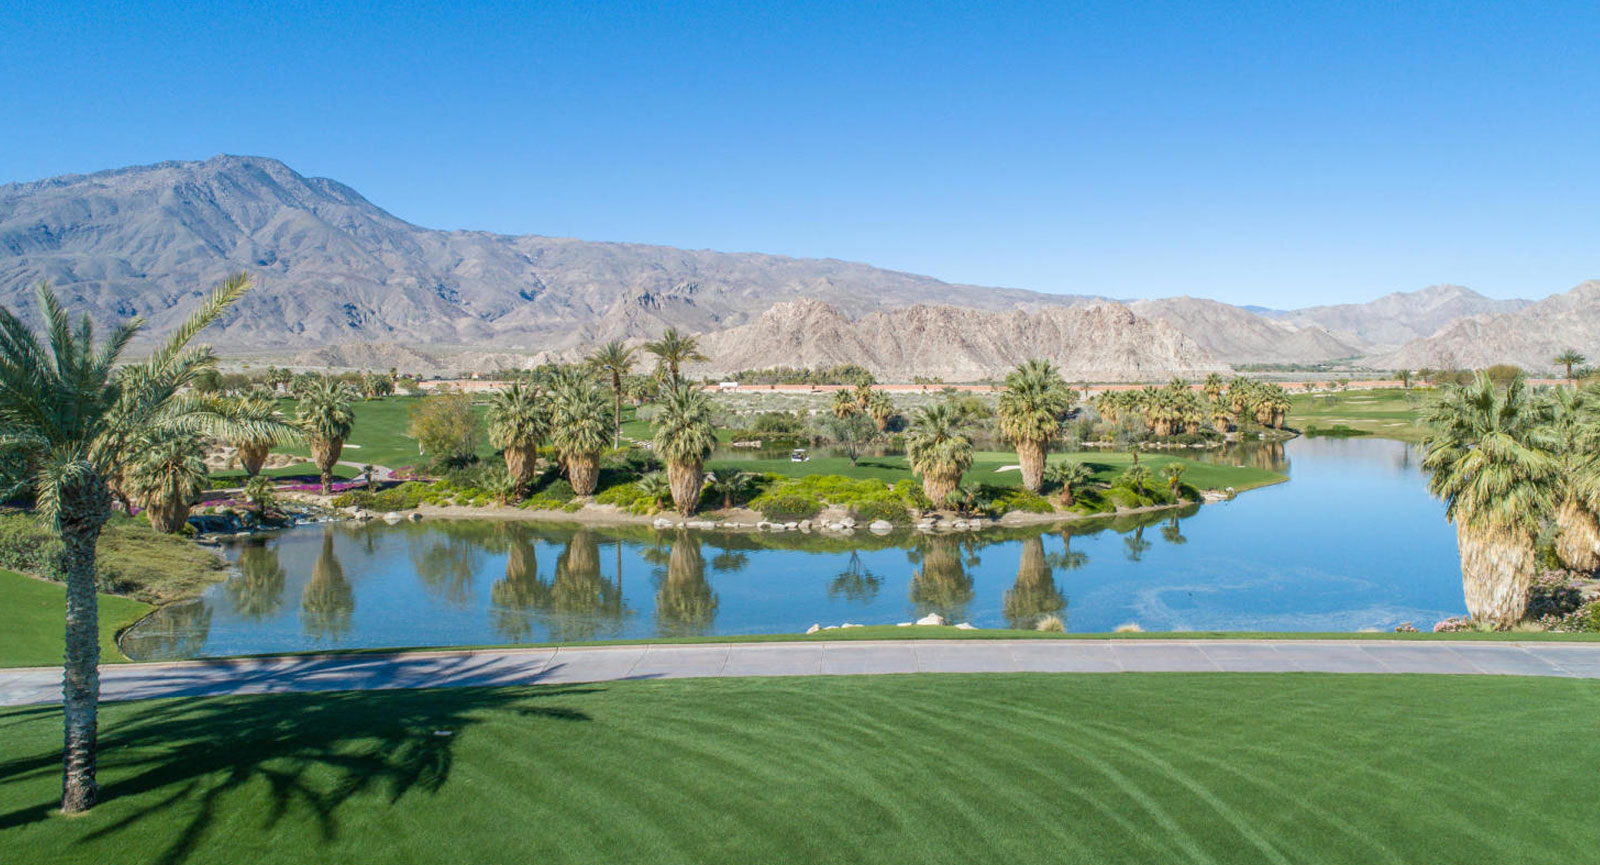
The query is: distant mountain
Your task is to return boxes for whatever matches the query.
[1278,285,1532,352]
[1127,297,1361,363]
[1366,281,1600,373]
[0,155,1588,378]
[0,155,1090,351]
[693,299,1227,381]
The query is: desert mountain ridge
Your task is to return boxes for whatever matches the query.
[1,154,1587,379]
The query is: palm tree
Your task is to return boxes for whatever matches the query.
[866,391,896,431]
[853,383,874,411]
[296,375,357,494]
[1160,462,1186,500]
[1546,384,1600,572]
[230,392,295,478]
[1202,372,1224,404]
[590,340,635,448]
[706,470,757,510]
[831,390,859,419]
[550,373,612,496]
[1120,464,1153,495]
[127,431,208,533]
[641,327,707,383]
[486,380,547,497]
[0,274,291,813]
[1043,459,1093,507]
[1423,372,1560,627]
[652,382,718,515]
[1555,349,1587,383]
[905,402,974,506]
[996,359,1074,492]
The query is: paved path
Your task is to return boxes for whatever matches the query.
[6,639,1600,707]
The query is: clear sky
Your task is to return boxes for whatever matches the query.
[2,0,1596,306]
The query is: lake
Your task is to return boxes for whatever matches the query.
[121,436,1464,659]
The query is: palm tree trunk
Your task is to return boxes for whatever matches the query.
[1555,498,1600,573]
[503,444,535,497]
[922,471,959,507]
[568,451,600,496]
[237,442,270,477]
[667,460,703,515]
[145,497,192,533]
[612,374,623,450]
[311,438,344,495]
[1016,438,1046,493]
[1457,524,1536,628]
[59,473,111,813]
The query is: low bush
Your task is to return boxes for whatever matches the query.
[756,494,823,522]
[595,481,663,515]
[985,488,1054,515]
[850,500,909,524]
[1304,425,1371,438]
[332,481,431,511]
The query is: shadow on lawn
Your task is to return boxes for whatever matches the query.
[0,677,598,865]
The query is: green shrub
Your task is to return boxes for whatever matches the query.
[756,494,822,522]
[850,500,909,523]
[333,481,431,511]
[596,482,663,515]
[987,488,1053,515]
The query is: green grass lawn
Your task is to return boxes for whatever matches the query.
[1,673,1594,864]
[275,395,495,469]
[712,450,1285,491]
[1289,388,1431,441]
[0,568,149,667]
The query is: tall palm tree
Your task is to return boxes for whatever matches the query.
[652,381,718,515]
[550,373,612,496]
[0,274,291,813]
[296,375,357,494]
[590,340,636,448]
[1043,459,1093,507]
[996,359,1074,492]
[1546,384,1600,572]
[853,383,874,411]
[1423,372,1560,627]
[486,379,547,497]
[641,327,708,383]
[127,431,208,533]
[905,402,974,506]
[1202,372,1225,404]
[1554,349,1587,383]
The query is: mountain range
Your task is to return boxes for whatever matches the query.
[0,155,1589,379]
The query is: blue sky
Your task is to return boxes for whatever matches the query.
[2,0,1596,306]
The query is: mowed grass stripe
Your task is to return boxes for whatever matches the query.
[2,674,1597,864]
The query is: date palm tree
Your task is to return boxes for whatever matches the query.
[230,391,295,478]
[642,327,707,383]
[653,381,718,515]
[296,375,357,494]
[550,372,612,496]
[1554,349,1586,383]
[127,430,208,532]
[1423,372,1560,627]
[906,402,974,506]
[486,379,547,497]
[1043,459,1093,507]
[996,359,1074,492]
[590,340,635,448]
[0,274,292,813]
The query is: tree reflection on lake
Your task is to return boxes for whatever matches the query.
[302,529,354,640]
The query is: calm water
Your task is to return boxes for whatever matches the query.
[122,437,1464,659]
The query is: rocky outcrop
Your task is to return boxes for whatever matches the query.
[1276,284,1531,352]
[1128,296,1361,363]
[693,299,1229,381]
[1367,281,1600,373]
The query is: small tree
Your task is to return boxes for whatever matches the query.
[1554,349,1586,383]
[407,391,481,469]
[815,411,878,466]
[1043,460,1093,507]
[706,470,758,510]
[1160,462,1187,499]
[128,431,209,533]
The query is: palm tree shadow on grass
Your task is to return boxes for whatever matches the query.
[0,682,598,865]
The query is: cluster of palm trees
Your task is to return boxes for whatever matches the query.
[830,384,897,431]
[1093,374,1290,436]
[1424,371,1600,628]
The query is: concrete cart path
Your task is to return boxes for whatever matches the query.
[6,639,1600,707]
